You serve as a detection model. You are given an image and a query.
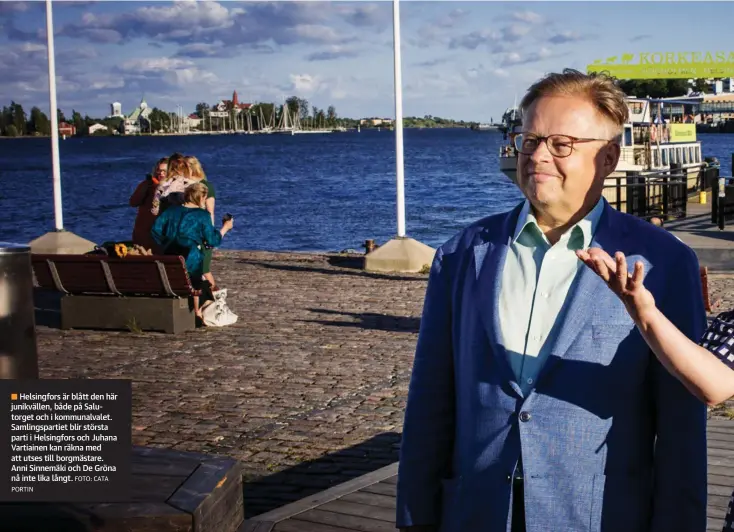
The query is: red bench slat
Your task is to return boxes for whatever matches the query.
[32,254,194,297]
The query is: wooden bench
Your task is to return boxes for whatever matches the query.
[3,446,245,532]
[32,254,198,334]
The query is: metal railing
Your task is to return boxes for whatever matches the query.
[708,161,734,230]
[603,164,688,220]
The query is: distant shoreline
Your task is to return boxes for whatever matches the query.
[0,125,481,140]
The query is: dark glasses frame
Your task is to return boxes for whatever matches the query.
[513,133,614,158]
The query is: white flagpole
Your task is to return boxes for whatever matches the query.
[46,0,63,231]
[392,0,405,237]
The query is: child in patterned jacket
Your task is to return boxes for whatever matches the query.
[151,153,197,215]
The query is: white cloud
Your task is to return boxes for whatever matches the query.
[500,47,556,67]
[170,67,217,86]
[306,45,360,62]
[90,79,125,90]
[0,2,30,15]
[548,31,592,44]
[410,8,469,48]
[502,24,531,42]
[288,73,324,94]
[19,42,44,53]
[293,24,353,45]
[116,56,219,88]
[335,3,390,28]
[119,57,194,73]
[512,11,543,24]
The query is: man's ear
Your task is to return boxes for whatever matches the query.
[604,142,621,172]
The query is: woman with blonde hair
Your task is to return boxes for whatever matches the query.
[185,155,218,288]
[151,182,233,321]
[151,153,197,215]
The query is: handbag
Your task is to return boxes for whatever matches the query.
[200,288,238,327]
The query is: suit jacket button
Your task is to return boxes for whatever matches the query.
[519,411,531,422]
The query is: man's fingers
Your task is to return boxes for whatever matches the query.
[588,248,617,272]
[630,261,645,289]
[614,252,628,289]
[593,256,611,282]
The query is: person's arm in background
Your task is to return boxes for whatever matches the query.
[396,248,455,532]
[150,181,167,215]
[577,248,734,404]
[649,248,707,531]
[129,178,150,207]
[206,197,215,225]
[577,247,707,531]
[200,211,231,247]
[203,180,216,224]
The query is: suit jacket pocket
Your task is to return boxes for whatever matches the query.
[591,323,635,340]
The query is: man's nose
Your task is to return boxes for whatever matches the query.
[529,139,553,163]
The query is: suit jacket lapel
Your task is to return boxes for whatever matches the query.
[536,202,628,383]
[474,203,524,396]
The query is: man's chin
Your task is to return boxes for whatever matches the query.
[523,187,557,207]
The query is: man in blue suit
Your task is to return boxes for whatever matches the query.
[396,69,707,532]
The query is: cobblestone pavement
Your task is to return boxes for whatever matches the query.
[36,251,426,516]
[35,251,734,516]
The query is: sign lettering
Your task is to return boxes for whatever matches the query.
[588,51,734,79]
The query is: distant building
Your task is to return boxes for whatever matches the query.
[110,102,123,118]
[58,122,75,136]
[88,123,108,135]
[359,118,394,126]
[699,78,734,95]
[213,90,252,114]
[186,114,202,129]
[123,99,152,135]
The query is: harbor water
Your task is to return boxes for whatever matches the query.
[1,129,733,252]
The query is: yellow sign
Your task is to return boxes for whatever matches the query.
[587,51,734,79]
[669,124,696,143]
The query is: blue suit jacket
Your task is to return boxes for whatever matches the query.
[396,199,707,532]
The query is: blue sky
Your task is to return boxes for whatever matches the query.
[0,1,731,122]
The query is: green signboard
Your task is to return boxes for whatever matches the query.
[587,52,734,79]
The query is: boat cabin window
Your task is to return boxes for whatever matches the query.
[653,149,660,167]
[624,127,632,147]
[677,147,683,165]
[661,149,668,166]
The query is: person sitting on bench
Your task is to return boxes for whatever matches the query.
[151,182,234,320]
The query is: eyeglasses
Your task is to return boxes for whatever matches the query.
[513,133,613,158]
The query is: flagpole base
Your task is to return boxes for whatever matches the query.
[29,230,97,254]
[363,236,435,273]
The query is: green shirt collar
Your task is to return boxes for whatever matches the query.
[512,197,605,249]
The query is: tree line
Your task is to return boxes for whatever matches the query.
[0,101,124,137]
[193,96,344,130]
[617,79,709,99]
